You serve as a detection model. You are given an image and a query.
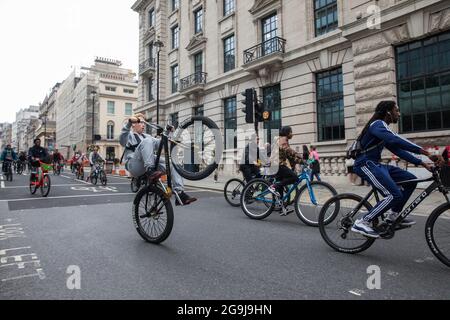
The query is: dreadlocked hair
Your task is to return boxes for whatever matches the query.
[358,101,397,141]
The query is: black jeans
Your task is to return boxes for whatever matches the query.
[275,165,298,188]
[239,165,260,183]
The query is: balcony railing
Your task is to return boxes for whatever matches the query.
[243,37,286,65]
[179,72,207,92]
[139,58,156,74]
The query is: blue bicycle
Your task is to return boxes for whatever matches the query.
[240,165,337,226]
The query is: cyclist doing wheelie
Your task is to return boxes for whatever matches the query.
[267,126,304,215]
[120,114,196,206]
[351,101,442,238]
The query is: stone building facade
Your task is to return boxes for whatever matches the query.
[55,58,138,161]
[132,0,450,178]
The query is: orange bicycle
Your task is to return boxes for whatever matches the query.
[29,159,52,197]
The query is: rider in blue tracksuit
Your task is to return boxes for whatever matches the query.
[352,101,437,238]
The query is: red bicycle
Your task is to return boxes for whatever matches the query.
[29,160,52,197]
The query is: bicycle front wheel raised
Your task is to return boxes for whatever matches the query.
[294,181,337,227]
[425,203,450,268]
[133,185,174,244]
[224,178,245,207]
[318,193,376,254]
[240,179,275,220]
[171,116,222,181]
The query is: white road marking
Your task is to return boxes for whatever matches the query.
[1,175,4,189]
[349,290,363,296]
[0,193,135,202]
[1,183,129,189]
[60,175,91,185]
[2,269,46,282]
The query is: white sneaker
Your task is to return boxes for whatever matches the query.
[268,185,281,198]
[351,219,380,238]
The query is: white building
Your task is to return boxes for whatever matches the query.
[12,106,39,153]
[55,58,138,161]
[132,0,450,178]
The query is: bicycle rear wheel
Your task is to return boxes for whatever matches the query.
[224,178,245,207]
[90,172,98,185]
[171,116,222,181]
[294,181,337,227]
[133,185,174,244]
[318,193,376,254]
[131,178,140,193]
[240,178,275,220]
[425,203,450,268]
[40,175,51,197]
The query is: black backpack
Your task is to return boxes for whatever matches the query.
[346,137,383,160]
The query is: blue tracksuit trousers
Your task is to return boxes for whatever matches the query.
[354,161,417,222]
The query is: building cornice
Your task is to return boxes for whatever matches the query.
[132,0,150,12]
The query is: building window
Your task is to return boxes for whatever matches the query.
[106,147,115,161]
[107,101,115,115]
[170,112,179,129]
[171,25,179,49]
[194,52,203,74]
[224,97,237,149]
[149,8,155,27]
[223,0,235,16]
[316,67,345,142]
[148,42,154,59]
[223,35,235,73]
[314,0,338,37]
[172,0,179,12]
[397,31,450,133]
[107,121,115,140]
[193,105,204,117]
[194,7,203,34]
[148,78,154,101]
[124,88,134,94]
[263,84,282,144]
[262,14,278,56]
[171,65,179,93]
[125,103,133,116]
[105,86,116,92]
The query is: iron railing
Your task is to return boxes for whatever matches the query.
[243,37,286,65]
[179,72,207,91]
[139,58,156,74]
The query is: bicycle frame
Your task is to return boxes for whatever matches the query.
[348,171,450,224]
[255,166,317,205]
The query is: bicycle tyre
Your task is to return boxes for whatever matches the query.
[100,171,107,186]
[90,173,98,185]
[132,184,174,244]
[224,178,245,207]
[171,116,222,181]
[294,181,337,227]
[318,193,376,254]
[240,178,275,220]
[131,178,140,193]
[40,175,51,197]
[425,203,450,268]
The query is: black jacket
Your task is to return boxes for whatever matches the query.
[28,146,49,162]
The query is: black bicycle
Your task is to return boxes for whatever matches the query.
[16,160,26,175]
[132,116,222,244]
[318,165,450,268]
[131,175,148,193]
[89,162,107,186]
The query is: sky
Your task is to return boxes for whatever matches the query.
[0,0,139,123]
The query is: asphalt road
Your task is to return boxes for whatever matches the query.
[0,169,449,300]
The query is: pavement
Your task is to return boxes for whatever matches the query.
[0,169,450,300]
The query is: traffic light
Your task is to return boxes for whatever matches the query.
[241,89,254,124]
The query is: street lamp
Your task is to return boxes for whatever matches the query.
[91,90,97,145]
[154,37,164,125]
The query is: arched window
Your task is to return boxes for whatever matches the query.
[107,121,115,140]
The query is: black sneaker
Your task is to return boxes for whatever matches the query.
[175,192,198,206]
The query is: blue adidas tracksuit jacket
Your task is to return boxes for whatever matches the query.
[354,120,423,222]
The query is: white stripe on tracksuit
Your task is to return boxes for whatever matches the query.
[361,166,394,221]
